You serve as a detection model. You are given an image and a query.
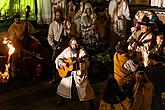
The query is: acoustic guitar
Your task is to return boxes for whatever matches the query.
[58,56,86,78]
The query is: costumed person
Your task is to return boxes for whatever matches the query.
[80,2,98,46]
[55,37,95,108]
[108,0,131,47]
[146,53,165,110]
[47,7,69,84]
[65,0,77,38]
[73,0,85,35]
[7,12,35,79]
[150,33,165,57]
[131,10,145,33]
[147,10,165,35]
[130,68,154,110]
[96,10,110,45]
[127,16,155,67]
[51,0,67,21]
[99,41,138,110]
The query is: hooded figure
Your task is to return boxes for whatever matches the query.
[80,3,98,45]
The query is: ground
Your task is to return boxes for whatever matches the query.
[1,70,165,110]
[0,75,104,110]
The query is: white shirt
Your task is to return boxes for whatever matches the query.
[47,21,64,46]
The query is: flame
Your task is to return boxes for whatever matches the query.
[0,36,15,83]
[2,37,15,55]
[7,41,15,55]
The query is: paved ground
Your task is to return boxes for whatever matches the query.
[1,73,165,110]
[0,75,104,110]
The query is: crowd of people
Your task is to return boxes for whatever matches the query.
[2,0,165,110]
[47,1,165,110]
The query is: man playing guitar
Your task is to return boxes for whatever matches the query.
[55,37,95,108]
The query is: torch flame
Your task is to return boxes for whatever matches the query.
[7,42,15,55]
[0,38,15,83]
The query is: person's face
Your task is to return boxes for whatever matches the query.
[156,36,163,46]
[70,40,78,50]
[86,7,92,15]
[55,11,61,21]
[68,8,75,18]
[141,25,148,33]
[147,12,153,20]
[14,18,20,24]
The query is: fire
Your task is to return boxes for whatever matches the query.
[0,37,15,83]
[7,41,15,56]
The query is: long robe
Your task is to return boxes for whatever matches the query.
[55,47,95,101]
[108,0,131,38]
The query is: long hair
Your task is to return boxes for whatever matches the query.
[69,37,79,45]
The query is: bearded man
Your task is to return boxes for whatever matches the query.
[55,37,95,109]
[47,7,69,84]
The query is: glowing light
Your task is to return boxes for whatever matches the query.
[7,41,15,55]
[0,38,15,83]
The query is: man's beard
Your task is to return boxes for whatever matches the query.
[70,47,78,54]
[56,18,63,23]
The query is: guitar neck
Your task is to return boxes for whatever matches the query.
[68,59,77,66]
[66,55,87,66]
